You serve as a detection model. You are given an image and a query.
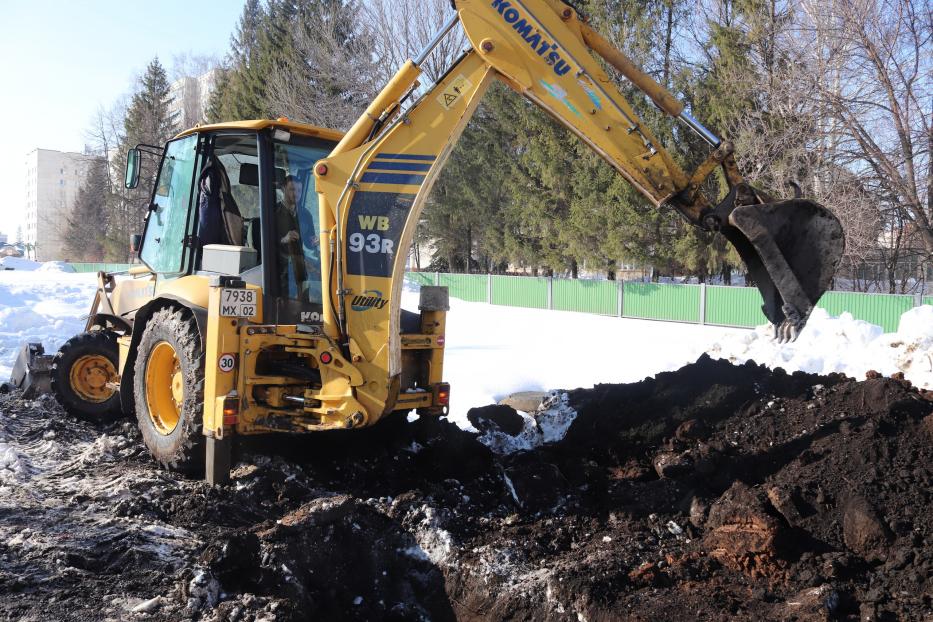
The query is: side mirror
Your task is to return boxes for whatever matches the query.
[124,148,141,189]
[130,233,142,253]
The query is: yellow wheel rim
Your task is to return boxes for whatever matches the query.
[69,354,117,403]
[145,341,182,435]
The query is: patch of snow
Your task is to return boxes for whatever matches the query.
[0,442,28,484]
[36,261,76,273]
[187,568,221,610]
[477,392,577,455]
[0,270,98,379]
[0,257,42,271]
[708,306,933,389]
[412,506,454,567]
[400,545,430,561]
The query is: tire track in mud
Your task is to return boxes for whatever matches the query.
[0,394,199,620]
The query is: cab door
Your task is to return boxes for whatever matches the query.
[139,133,201,275]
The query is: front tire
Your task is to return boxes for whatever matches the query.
[133,307,205,473]
[51,331,122,423]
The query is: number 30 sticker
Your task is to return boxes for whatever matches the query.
[218,354,236,373]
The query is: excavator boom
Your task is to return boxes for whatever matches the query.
[315,0,844,390]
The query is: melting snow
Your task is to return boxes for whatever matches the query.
[477,392,578,454]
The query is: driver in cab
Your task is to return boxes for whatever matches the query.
[276,175,319,297]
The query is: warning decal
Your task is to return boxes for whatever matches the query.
[436,74,474,110]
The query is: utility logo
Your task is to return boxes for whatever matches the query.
[351,290,389,311]
[490,0,573,76]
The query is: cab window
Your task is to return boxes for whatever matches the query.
[195,134,262,265]
[272,137,331,303]
[141,134,198,273]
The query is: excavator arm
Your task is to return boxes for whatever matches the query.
[312,0,845,420]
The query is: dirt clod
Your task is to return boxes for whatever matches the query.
[467,403,524,435]
[842,495,893,561]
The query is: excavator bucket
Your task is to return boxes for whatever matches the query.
[721,198,845,342]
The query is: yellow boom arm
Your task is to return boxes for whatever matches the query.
[312,0,844,420]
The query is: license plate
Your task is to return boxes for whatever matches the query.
[220,288,257,317]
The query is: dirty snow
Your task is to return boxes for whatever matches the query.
[477,391,578,454]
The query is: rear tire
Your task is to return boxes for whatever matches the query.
[51,331,122,423]
[133,307,205,474]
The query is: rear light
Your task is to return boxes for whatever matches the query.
[436,335,445,346]
[434,382,450,406]
[222,392,239,426]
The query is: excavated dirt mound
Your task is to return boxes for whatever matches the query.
[0,355,931,621]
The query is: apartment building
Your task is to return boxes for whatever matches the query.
[168,68,220,128]
[24,149,94,261]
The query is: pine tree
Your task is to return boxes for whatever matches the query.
[106,58,177,260]
[207,0,268,122]
[64,157,109,261]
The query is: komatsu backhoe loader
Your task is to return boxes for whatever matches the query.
[30,0,843,483]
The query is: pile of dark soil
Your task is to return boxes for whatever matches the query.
[1,355,931,621]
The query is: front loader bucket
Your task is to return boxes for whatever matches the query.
[721,199,845,342]
[8,342,54,398]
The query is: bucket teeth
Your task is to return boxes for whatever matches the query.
[774,304,803,344]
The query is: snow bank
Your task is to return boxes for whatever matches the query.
[0,270,98,379]
[708,306,933,389]
[36,261,76,273]
[0,257,42,271]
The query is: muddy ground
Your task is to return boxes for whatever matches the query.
[1,355,931,621]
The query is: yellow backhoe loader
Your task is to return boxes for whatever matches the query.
[27,0,843,483]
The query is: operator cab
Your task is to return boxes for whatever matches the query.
[126,120,342,325]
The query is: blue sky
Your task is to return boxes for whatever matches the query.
[0,1,245,240]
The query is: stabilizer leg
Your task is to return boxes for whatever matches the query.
[205,435,232,486]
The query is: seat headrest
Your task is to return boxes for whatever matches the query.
[238,163,259,186]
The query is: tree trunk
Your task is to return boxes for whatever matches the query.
[607,259,616,281]
[570,258,578,279]
[663,0,674,86]
[465,224,472,273]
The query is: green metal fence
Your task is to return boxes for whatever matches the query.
[623,282,701,323]
[440,273,488,303]
[491,275,548,309]
[817,291,914,333]
[704,285,769,328]
[406,271,931,333]
[552,279,618,315]
[407,271,435,287]
[59,265,930,332]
